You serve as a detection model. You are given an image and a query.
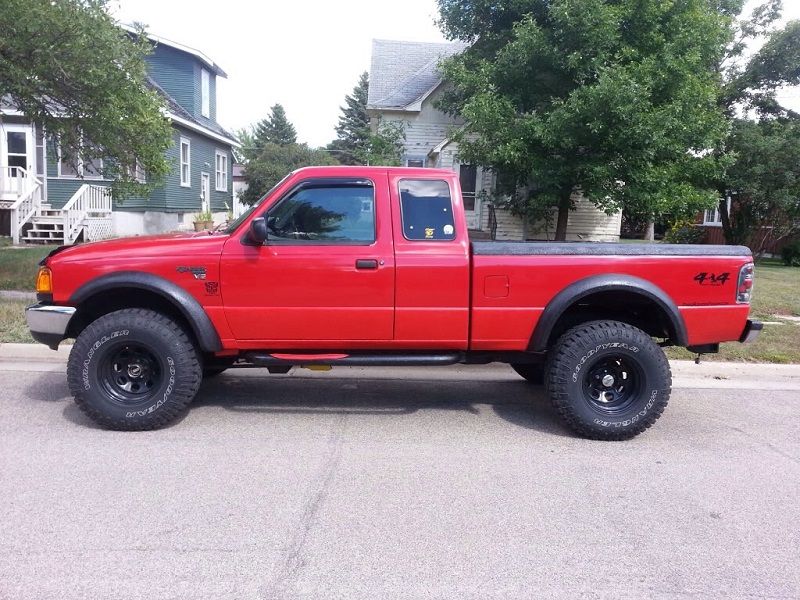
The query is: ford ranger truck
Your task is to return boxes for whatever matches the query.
[26,166,762,439]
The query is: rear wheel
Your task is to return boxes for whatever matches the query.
[545,320,671,440]
[511,363,544,385]
[67,309,202,430]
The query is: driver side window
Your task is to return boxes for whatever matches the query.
[266,181,375,244]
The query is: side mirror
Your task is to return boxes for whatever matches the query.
[249,217,267,244]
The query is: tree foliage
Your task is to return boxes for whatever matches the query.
[240,143,337,206]
[328,72,371,165]
[720,118,800,254]
[253,104,297,148]
[436,0,733,239]
[0,0,172,196]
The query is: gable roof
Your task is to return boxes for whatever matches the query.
[146,77,238,146]
[367,39,467,111]
[121,24,227,77]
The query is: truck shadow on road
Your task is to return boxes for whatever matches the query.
[192,374,572,437]
[24,371,572,437]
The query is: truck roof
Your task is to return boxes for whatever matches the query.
[291,165,456,177]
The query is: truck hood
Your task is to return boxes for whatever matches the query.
[45,231,229,265]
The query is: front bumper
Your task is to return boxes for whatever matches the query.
[739,319,763,344]
[25,303,76,350]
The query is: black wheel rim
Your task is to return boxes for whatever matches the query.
[99,343,162,405]
[582,355,643,414]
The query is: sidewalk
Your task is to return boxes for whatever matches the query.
[2,342,800,390]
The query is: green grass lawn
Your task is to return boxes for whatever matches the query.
[0,238,51,291]
[1,244,798,362]
[0,299,34,343]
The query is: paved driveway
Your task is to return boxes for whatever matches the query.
[1,362,798,599]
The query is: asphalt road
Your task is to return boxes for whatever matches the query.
[1,362,798,600]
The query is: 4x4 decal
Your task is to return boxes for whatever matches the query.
[694,272,730,286]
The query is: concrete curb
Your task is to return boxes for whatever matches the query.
[0,291,36,301]
[2,342,800,390]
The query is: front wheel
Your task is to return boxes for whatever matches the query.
[545,320,671,440]
[67,308,202,430]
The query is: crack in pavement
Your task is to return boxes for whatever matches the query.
[260,413,348,600]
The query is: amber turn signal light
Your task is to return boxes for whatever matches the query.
[36,266,52,294]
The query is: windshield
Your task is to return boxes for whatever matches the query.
[224,174,291,234]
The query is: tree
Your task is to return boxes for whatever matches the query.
[719,118,800,255]
[253,104,297,148]
[0,0,172,196]
[328,72,371,165]
[232,127,255,164]
[436,0,732,240]
[240,142,337,206]
[359,120,405,166]
[711,1,800,246]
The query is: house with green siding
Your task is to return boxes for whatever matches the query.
[0,27,237,244]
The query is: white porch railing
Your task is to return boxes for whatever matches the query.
[62,184,113,244]
[5,167,43,245]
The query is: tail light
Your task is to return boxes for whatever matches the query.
[736,263,754,304]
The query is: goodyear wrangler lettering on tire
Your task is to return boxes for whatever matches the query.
[572,342,638,383]
[126,357,176,418]
[82,330,129,390]
[546,320,671,441]
[67,309,201,431]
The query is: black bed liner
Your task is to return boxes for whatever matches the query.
[471,241,752,257]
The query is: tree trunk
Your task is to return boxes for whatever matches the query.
[554,189,571,241]
[718,191,733,244]
[643,219,655,241]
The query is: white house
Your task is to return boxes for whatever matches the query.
[366,39,622,241]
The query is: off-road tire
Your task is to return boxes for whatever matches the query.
[511,363,545,385]
[67,309,202,431]
[545,320,671,440]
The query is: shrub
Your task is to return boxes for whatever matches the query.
[780,240,800,266]
[664,218,705,244]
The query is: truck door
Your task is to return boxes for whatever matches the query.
[388,173,470,348]
[220,173,395,344]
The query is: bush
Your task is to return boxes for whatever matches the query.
[780,241,800,266]
[664,218,705,244]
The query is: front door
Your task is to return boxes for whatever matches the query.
[200,172,210,213]
[0,125,34,199]
[220,173,396,345]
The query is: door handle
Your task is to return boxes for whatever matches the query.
[355,259,379,270]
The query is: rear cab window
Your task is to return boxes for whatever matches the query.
[398,179,456,241]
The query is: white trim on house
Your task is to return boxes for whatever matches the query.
[703,197,732,226]
[165,111,239,147]
[201,69,210,118]
[215,150,228,191]
[180,137,191,187]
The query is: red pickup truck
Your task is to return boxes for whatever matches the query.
[26,166,761,439]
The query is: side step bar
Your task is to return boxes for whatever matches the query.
[244,352,464,367]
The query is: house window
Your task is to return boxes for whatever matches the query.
[201,69,210,118]
[406,158,425,168]
[399,179,457,241]
[57,141,103,179]
[127,160,146,183]
[215,150,228,191]
[703,197,731,226]
[458,164,478,211]
[180,137,191,187]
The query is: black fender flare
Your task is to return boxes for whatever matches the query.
[530,274,688,351]
[70,271,222,352]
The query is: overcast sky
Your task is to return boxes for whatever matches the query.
[112,0,447,147]
[111,0,800,147]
